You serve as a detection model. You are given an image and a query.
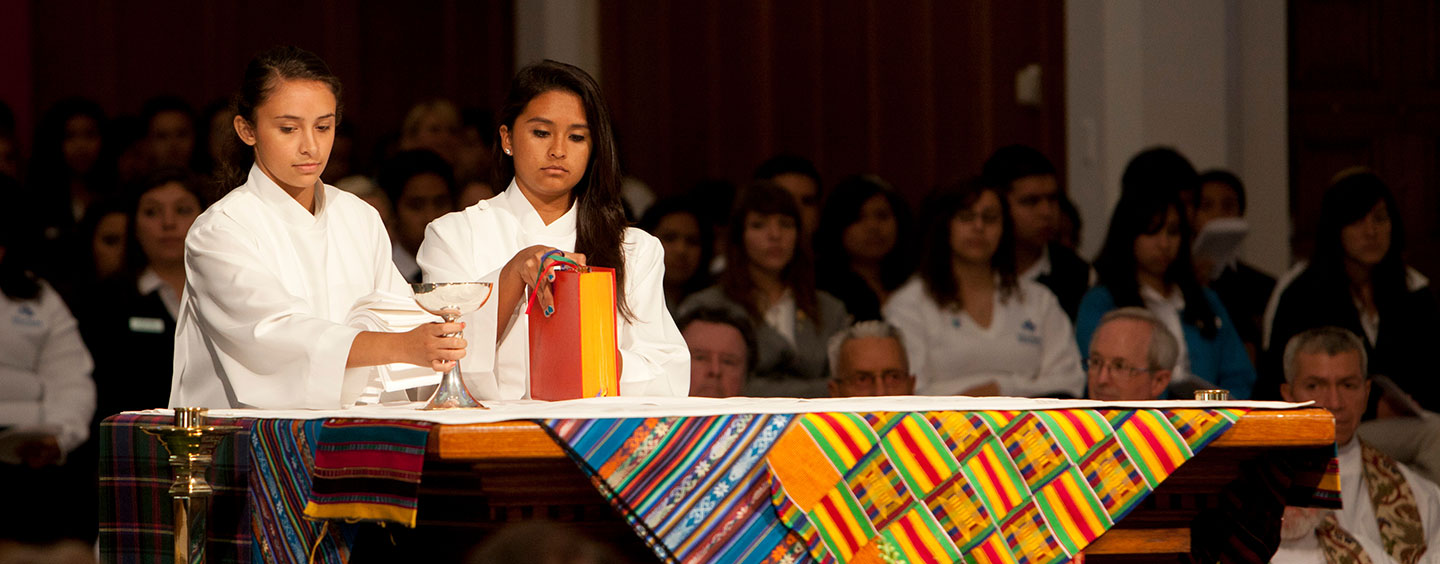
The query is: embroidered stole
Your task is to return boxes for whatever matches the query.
[1316,442,1428,564]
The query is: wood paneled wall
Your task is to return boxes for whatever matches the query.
[1289,0,1440,279]
[598,0,1066,204]
[23,0,513,174]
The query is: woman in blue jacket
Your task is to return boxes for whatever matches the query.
[1076,164,1255,399]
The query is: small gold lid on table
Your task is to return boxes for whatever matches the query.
[1194,389,1230,401]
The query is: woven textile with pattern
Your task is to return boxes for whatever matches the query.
[543,407,1260,564]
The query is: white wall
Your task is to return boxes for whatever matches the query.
[514,0,602,80]
[1065,0,1290,276]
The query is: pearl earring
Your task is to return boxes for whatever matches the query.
[504,148,512,155]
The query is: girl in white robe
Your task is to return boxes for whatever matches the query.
[418,61,689,399]
[170,47,464,409]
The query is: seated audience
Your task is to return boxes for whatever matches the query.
[1273,327,1440,563]
[884,179,1083,398]
[140,95,198,173]
[1192,169,1276,359]
[78,171,206,420]
[1077,157,1255,399]
[679,182,849,398]
[1086,307,1178,401]
[754,154,823,240]
[0,196,97,544]
[378,149,456,282]
[982,144,1091,320]
[678,306,755,398]
[813,174,915,321]
[639,196,712,313]
[827,320,915,397]
[1262,170,1440,412]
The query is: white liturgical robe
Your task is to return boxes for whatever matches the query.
[170,165,434,409]
[417,180,690,399]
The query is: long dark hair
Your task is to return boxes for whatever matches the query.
[638,195,713,294]
[0,174,40,300]
[917,178,1018,311]
[219,46,344,191]
[720,181,821,323]
[30,98,116,215]
[1093,189,1218,338]
[496,60,632,320]
[1306,169,1407,314]
[814,174,915,291]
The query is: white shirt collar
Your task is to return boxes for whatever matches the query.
[244,163,326,227]
[137,268,181,319]
[1020,245,1053,282]
[495,178,578,236]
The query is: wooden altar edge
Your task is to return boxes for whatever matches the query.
[424,408,1336,461]
[422,408,1335,560]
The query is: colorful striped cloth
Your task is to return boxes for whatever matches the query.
[247,419,351,564]
[543,414,813,563]
[100,415,431,564]
[540,407,1291,564]
[99,413,254,564]
[303,418,433,527]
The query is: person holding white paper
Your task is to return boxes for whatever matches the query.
[169,47,466,410]
[418,61,689,399]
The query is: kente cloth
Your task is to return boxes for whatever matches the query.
[542,407,1263,564]
[302,418,433,527]
[98,413,254,564]
[1315,442,1429,564]
[767,409,1251,563]
[247,419,353,564]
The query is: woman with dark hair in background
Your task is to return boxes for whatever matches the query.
[24,99,117,291]
[378,149,456,283]
[1263,170,1440,410]
[80,170,205,420]
[813,174,914,321]
[680,182,850,398]
[420,60,689,399]
[170,46,465,409]
[76,198,129,286]
[1075,182,1255,399]
[638,195,712,313]
[884,179,1083,398]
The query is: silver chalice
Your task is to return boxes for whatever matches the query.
[412,282,493,409]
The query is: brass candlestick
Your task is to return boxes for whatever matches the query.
[140,407,241,564]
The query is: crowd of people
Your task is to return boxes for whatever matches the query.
[2,44,1437,562]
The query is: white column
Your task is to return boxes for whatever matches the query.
[1064,0,1288,275]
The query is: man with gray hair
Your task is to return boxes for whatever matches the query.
[1086,307,1180,401]
[827,321,915,397]
[1272,327,1440,564]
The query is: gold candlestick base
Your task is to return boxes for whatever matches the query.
[141,407,241,564]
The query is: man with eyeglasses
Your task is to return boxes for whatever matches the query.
[827,320,915,397]
[1086,307,1179,401]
